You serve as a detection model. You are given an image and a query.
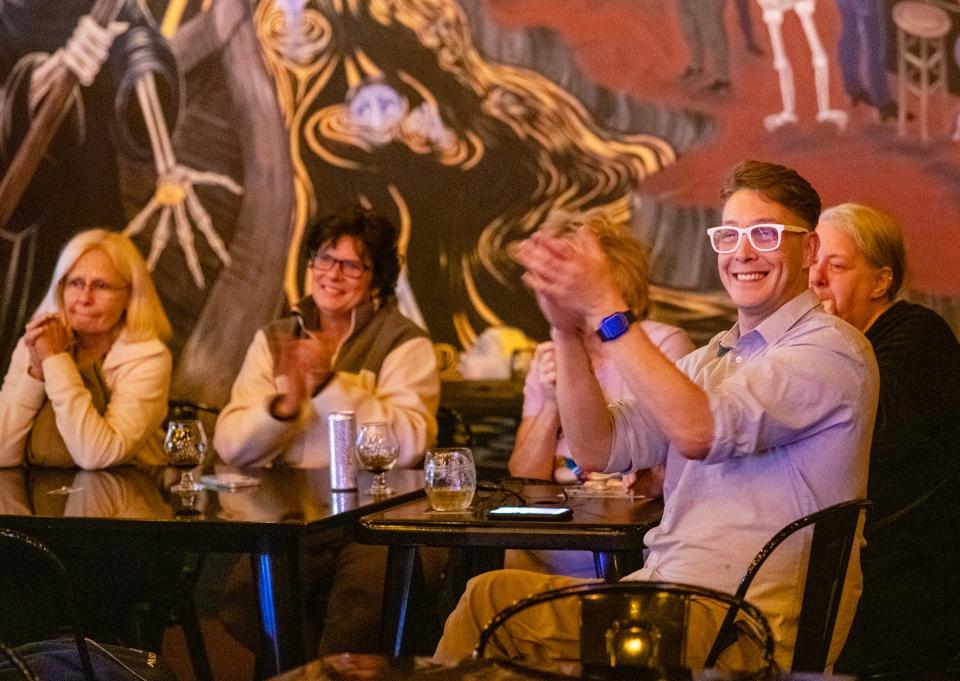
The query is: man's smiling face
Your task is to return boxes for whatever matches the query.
[718,189,818,332]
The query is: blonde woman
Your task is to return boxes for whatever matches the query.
[0,229,172,469]
[506,209,694,577]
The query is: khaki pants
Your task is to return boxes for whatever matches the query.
[433,569,766,672]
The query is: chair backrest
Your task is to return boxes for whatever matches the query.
[475,581,775,677]
[705,499,871,672]
[0,528,95,680]
[435,406,473,448]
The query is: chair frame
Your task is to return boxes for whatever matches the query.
[474,580,775,673]
[0,527,96,681]
[704,499,871,672]
[0,639,40,681]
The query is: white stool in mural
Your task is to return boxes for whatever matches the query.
[757,0,848,131]
[893,1,951,141]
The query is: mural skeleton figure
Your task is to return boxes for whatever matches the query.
[0,0,243,375]
[123,70,242,288]
[757,0,847,131]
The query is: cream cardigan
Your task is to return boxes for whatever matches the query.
[0,334,172,469]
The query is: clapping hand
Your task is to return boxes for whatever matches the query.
[516,227,625,333]
[274,333,337,414]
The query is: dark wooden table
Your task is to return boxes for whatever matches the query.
[0,464,424,678]
[355,481,663,656]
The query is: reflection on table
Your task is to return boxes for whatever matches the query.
[0,464,425,677]
[356,481,663,656]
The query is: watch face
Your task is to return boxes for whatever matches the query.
[599,312,630,340]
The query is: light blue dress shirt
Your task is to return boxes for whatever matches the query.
[607,289,879,669]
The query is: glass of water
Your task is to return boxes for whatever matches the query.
[424,447,476,511]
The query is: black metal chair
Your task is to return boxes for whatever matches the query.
[475,581,775,678]
[0,527,180,681]
[0,528,97,681]
[704,498,872,672]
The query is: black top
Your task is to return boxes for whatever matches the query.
[862,300,960,552]
[838,301,960,670]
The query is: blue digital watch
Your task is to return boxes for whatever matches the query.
[596,310,637,342]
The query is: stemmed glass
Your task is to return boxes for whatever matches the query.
[355,422,399,496]
[164,419,207,495]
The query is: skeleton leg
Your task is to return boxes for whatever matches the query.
[760,4,797,130]
[795,0,847,129]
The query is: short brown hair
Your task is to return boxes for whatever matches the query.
[306,205,401,305]
[540,208,651,318]
[720,160,821,230]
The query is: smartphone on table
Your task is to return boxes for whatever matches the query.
[487,506,573,520]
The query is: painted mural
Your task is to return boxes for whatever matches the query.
[2,0,959,407]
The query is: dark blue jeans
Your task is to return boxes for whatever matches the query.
[836,0,894,108]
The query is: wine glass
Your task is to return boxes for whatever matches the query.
[355,422,399,496]
[164,419,207,495]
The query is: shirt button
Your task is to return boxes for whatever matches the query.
[735,355,743,364]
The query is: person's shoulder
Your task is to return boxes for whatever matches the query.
[782,307,876,366]
[639,319,686,342]
[870,300,957,344]
[379,303,430,338]
[640,319,695,358]
[105,335,172,368]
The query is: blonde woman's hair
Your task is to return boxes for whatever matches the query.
[540,208,651,318]
[818,203,908,300]
[35,229,172,342]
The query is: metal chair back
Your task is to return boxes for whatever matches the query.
[0,528,95,681]
[475,581,775,677]
[705,499,871,672]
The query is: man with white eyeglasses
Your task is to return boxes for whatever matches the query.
[434,160,879,672]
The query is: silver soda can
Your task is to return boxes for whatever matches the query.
[328,411,357,491]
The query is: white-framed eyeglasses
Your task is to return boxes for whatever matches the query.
[63,277,130,295]
[706,223,809,253]
[309,252,369,279]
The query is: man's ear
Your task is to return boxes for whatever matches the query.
[802,231,820,268]
[871,266,893,301]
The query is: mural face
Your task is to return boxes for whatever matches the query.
[253,0,678,353]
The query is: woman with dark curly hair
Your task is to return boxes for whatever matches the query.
[214,204,439,467]
[214,205,441,656]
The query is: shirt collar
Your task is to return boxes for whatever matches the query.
[718,288,821,356]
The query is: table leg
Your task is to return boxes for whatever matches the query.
[379,545,417,656]
[251,541,305,678]
[594,550,642,581]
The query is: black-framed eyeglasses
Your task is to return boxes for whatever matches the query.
[706,223,809,253]
[309,252,369,279]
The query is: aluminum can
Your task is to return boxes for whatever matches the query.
[328,411,357,491]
